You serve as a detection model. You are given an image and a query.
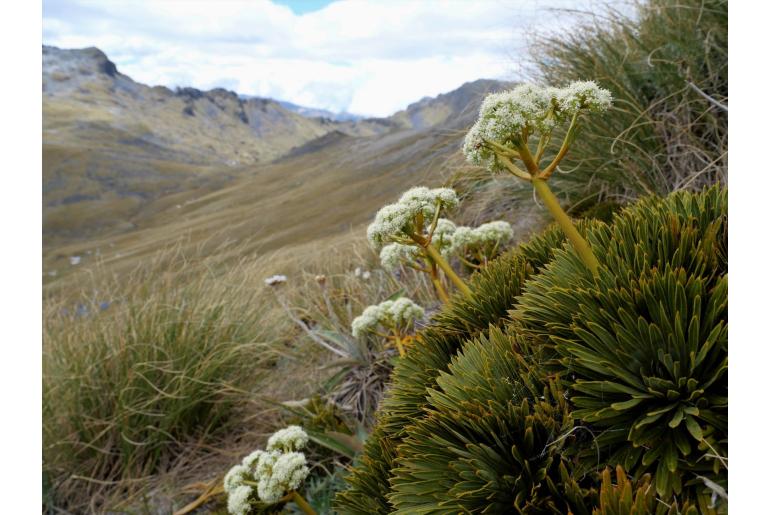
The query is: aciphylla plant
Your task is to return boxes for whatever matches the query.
[224,426,316,515]
[463,81,612,274]
[351,297,425,357]
[336,187,727,514]
[367,187,470,302]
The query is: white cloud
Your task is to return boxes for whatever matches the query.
[42,0,595,117]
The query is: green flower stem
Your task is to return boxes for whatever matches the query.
[290,490,317,515]
[517,142,540,176]
[531,177,599,274]
[541,110,579,178]
[429,264,451,303]
[424,243,472,297]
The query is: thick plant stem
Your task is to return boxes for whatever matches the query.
[424,244,472,297]
[393,334,406,357]
[429,266,451,303]
[531,178,599,275]
[290,491,317,515]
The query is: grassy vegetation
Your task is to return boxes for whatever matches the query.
[449,0,728,225]
[44,247,271,510]
[533,0,728,201]
[42,234,449,511]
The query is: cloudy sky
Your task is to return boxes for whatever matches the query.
[42,0,595,117]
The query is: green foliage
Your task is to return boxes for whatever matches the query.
[532,0,727,200]
[335,187,727,513]
[516,186,727,497]
[388,328,595,513]
[335,225,567,513]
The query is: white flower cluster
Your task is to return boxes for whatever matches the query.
[255,451,309,503]
[366,187,459,249]
[351,297,425,339]
[463,81,612,169]
[433,218,457,254]
[450,221,514,255]
[378,218,456,271]
[556,80,613,114]
[267,425,309,452]
[224,426,311,513]
[379,242,420,271]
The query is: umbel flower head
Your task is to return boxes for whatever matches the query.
[463,81,612,173]
[379,242,420,272]
[351,297,425,339]
[379,218,456,271]
[267,425,309,453]
[224,426,311,512]
[451,220,514,255]
[461,81,610,276]
[256,451,310,503]
[366,187,458,250]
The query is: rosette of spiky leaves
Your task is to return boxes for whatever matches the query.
[593,465,722,515]
[388,326,598,514]
[335,226,568,514]
[515,186,727,500]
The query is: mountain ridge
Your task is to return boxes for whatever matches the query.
[43,45,514,276]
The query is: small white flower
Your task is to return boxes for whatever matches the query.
[272,451,310,491]
[257,475,284,504]
[361,270,371,280]
[227,485,253,515]
[241,449,266,470]
[254,452,309,503]
[557,80,612,115]
[366,187,459,249]
[388,297,426,327]
[266,425,309,453]
[450,221,513,256]
[379,243,420,271]
[224,464,249,494]
[69,256,81,266]
[354,267,362,277]
[474,220,514,245]
[352,297,425,338]
[264,274,287,286]
[255,450,281,479]
[450,226,478,253]
[433,218,457,255]
[351,303,385,338]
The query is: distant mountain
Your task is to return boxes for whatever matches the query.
[276,100,364,122]
[389,79,510,130]
[42,45,512,250]
[43,46,343,166]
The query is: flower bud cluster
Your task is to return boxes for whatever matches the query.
[351,297,425,339]
[224,426,311,513]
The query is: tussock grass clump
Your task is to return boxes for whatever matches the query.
[531,0,727,201]
[335,187,727,513]
[43,249,273,510]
